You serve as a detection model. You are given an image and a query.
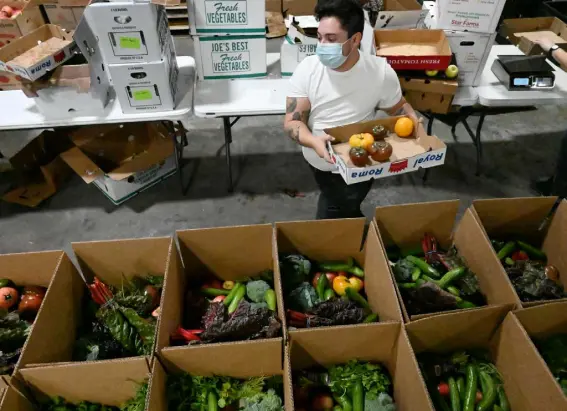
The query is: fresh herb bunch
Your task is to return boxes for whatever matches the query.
[328,360,392,400]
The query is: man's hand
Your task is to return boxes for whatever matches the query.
[534,38,555,53]
[309,134,335,163]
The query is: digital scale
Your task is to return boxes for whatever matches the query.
[491,55,556,90]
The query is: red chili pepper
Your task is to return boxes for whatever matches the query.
[437,382,450,396]
[174,326,201,342]
[287,310,308,321]
[511,250,529,261]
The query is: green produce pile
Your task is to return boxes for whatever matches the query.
[41,382,147,411]
[389,234,484,316]
[279,254,377,329]
[491,239,565,302]
[74,275,163,361]
[167,373,284,411]
[419,350,509,411]
[294,360,395,411]
[535,333,567,395]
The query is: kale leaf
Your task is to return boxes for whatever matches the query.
[280,254,311,293]
[286,282,320,312]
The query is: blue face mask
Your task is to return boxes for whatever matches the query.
[316,38,352,69]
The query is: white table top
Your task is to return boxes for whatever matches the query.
[0,56,196,131]
[477,45,567,107]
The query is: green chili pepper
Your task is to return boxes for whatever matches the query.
[496,241,516,260]
[316,273,328,300]
[333,395,352,411]
[436,267,466,289]
[448,376,461,411]
[517,240,547,261]
[456,298,477,309]
[504,257,515,266]
[477,370,497,411]
[447,286,461,296]
[363,313,378,323]
[264,289,276,311]
[223,282,243,306]
[228,285,246,314]
[411,267,422,282]
[345,287,371,311]
[398,282,417,289]
[208,391,218,411]
[200,287,230,297]
[405,255,441,278]
[352,380,364,411]
[324,288,335,301]
[463,364,478,411]
[457,376,465,403]
[497,385,510,411]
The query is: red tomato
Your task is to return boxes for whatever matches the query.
[312,273,338,288]
[0,287,18,309]
[18,294,44,316]
[511,250,529,261]
[312,394,334,410]
[213,295,226,303]
[476,391,483,403]
[23,286,46,297]
[437,382,450,396]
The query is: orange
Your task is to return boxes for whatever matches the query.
[394,117,414,138]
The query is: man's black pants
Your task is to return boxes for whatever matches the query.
[311,167,373,220]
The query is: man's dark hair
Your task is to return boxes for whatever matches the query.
[315,0,365,38]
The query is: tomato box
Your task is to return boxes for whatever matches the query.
[0,0,45,48]
[374,29,452,70]
[325,116,446,185]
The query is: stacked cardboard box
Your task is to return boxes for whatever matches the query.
[0,0,45,48]
[190,0,267,80]
[41,0,89,31]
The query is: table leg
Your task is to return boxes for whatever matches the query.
[223,117,234,193]
[163,121,186,194]
[427,115,434,136]
[461,115,485,177]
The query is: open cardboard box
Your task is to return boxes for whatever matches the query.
[325,117,446,185]
[405,306,527,411]
[471,197,567,307]
[375,0,428,30]
[0,0,45,48]
[42,0,89,31]
[375,29,452,70]
[157,224,284,358]
[399,76,458,115]
[289,322,433,410]
[2,130,73,207]
[508,302,567,410]
[151,336,290,410]
[8,358,150,410]
[501,17,567,56]
[0,24,76,81]
[60,122,176,205]
[274,218,403,334]
[373,200,520,322]
[0,71,31,91]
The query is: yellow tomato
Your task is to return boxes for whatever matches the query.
[348,133,374,151]
[332,275,364,296]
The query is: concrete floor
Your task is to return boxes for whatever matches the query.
[0,37,566,254]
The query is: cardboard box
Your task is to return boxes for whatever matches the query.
[109,57,179,114]
[435,0,506,34]
[471,197,567,307]
[43,0,89,31]
[405,306,525,410]
[0,0,45,48]
[0,24,77,81]
[157,224,284,355]
[2,130,73,207]
[0,250,67,383]
[80,1,174,64]
[325,117,447,185]
[373,200,520,321]
[188,0,266,35]
[511,303,567,410]
[194,34,266,80]
[274,218,403,332]
[289,322,434,410]
[0,71,30,91]
[399,76,458,114]
[375,29,452,70]
[60,122,176,205]
[21,64,111,116]
[375,0,429,30]
[17,358,150,408]
[501,17,567,56]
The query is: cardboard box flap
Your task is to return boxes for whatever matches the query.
[514,300,567,339]
[22,64,92,96]
[60,146,104,184]
[375,29,451,56]
[383,0,421,12]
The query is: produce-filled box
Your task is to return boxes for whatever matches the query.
[157,225,284,357]
[399,77,458,115]
[501,17,567,56]
[374,200,519,322]
[0,250,68,388]
[275,218,402,334]
[511,302,567,410]
[0,0,45,48]
[17,237,175,374]
[326,117,446,185]
[405,306,526,411]
[152,337,290,410]
[288,322,433,410]
[471,197,567,307]
[374,29,452,70]
[3,357,150,410]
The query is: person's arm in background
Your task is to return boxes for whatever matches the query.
[383,97,421,133]
[534,38,567,71]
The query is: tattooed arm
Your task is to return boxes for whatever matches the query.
[284,96,334,163]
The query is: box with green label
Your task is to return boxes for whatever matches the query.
[188,0,266,35]
[194,34,267,80]
[79,1,174,64]
[108,57,179,114]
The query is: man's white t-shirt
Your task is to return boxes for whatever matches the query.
[288,52,402,172]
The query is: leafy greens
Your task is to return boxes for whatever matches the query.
[328,360,392,400]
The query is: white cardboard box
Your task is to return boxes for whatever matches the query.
[109,57,179,114]
[375,0,428,29]
[188,0,265,35]
[81,1,173,64]
[435,0,506,34]
[194,34,266,80]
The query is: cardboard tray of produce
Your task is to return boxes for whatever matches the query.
[325,117,446,185]
[0,24,76,81]
[471,197,567,307]
[374,29,452,70]
[399,77,458,115]
[373,200,520,322]
[501,17,567,56]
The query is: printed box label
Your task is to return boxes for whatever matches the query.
[205,0,247,26]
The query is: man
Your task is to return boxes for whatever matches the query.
[530,38,567,199]
[284,0,419,219]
